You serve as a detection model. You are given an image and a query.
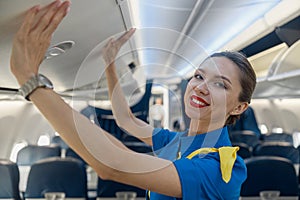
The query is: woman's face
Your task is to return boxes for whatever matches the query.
[184,56,246,126]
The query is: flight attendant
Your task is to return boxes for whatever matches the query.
[10,1,256,199]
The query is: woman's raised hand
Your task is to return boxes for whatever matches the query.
[102,28,136,66]
[10,0,70,85]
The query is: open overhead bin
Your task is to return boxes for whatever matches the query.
[253,39,300,99]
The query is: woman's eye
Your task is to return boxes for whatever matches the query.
[215,82,227,89]
[194,74,203,80]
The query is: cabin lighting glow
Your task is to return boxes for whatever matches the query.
[127,0,142,27]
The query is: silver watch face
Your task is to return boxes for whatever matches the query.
[38,74,53,89]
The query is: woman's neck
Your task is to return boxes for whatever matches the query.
[188,119,224,136]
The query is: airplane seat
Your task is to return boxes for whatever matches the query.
[17,145,61,166]
[228,106,261,138]
[65,148,86,165]
[229,130,260,148]
[65,148,100,197]
[0,159,21,200]
[261,132,294,145]
[51,135,69,158]
[80,80,152,141]
[253,141,299,164]
[240,156,298,198]
[96,178,146,199]
[179,79,191,129]
[16,145,62,192]
[51,135,69,149]
[25,157,87,200]
[231,142,252,159]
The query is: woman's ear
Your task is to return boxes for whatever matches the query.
[231,102,248,116]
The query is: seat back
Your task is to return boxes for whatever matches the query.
[232,142,252,159]
[17,145,61,192]
[241,156,298,197]
[97,178,145,198]
[25,157,87,199]
[253,142,299,163]
[0,159,21,200]
[51,136,69,150]
[261,133,294,144]
[17,145,61,166]
[228,106,261,137]
[65,148,86,165]
[230,130,259,148]
[81,80,152,140]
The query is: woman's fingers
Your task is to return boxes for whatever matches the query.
[18,5,40,36]
[116,28,136,48]
[43,1,70,37]
[33,0,62,33]
[102,28,135,65]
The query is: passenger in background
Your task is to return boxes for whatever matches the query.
[228,106,261,138]
[149,97,165,128]
[10,1,256,199]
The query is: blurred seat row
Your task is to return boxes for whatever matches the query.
[0,135,152,200]
[231,130,300,199]
[230,130,299,162]
[0,81,154,200]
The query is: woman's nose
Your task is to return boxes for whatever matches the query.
[194,82,209,95]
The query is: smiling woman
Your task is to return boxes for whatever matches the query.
[7,0,259,198]
[101,28,257,199]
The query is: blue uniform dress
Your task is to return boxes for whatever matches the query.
[148,126,247,200]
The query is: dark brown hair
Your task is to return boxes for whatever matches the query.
[209,51,257,125]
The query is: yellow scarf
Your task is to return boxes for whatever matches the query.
[147,146,239,199]
[185,146,239,183]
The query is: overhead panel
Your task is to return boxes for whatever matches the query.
[121,0,282,80]
[0,0,128,92]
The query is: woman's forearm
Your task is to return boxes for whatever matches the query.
[29,88,134,176]
[105,63,132,125]
[28,88,180,197]
[105,62,154,144]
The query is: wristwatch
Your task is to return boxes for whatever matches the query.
[19,74,53,101]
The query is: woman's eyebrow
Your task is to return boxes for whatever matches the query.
[197,68,232,85]
[216,75,232,85]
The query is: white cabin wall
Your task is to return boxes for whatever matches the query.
[0,101,54,159]
[251,99,300,134]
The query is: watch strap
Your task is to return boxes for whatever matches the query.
[19,74,51,101]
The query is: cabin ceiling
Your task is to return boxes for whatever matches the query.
[1,0,295,101]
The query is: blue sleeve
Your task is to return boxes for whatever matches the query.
[173,158,205,200]
[152,128,176,152]
[173,156,244,200]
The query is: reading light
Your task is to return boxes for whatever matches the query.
[44,40,75,59]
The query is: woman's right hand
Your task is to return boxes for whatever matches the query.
[101,28,136,66]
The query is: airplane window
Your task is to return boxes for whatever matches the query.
[272,127,283,134]
[292,131,300,148]
[89,114,96,123]
[37,134,50,146]
[260,124,269,134]
[9,141,27,162]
